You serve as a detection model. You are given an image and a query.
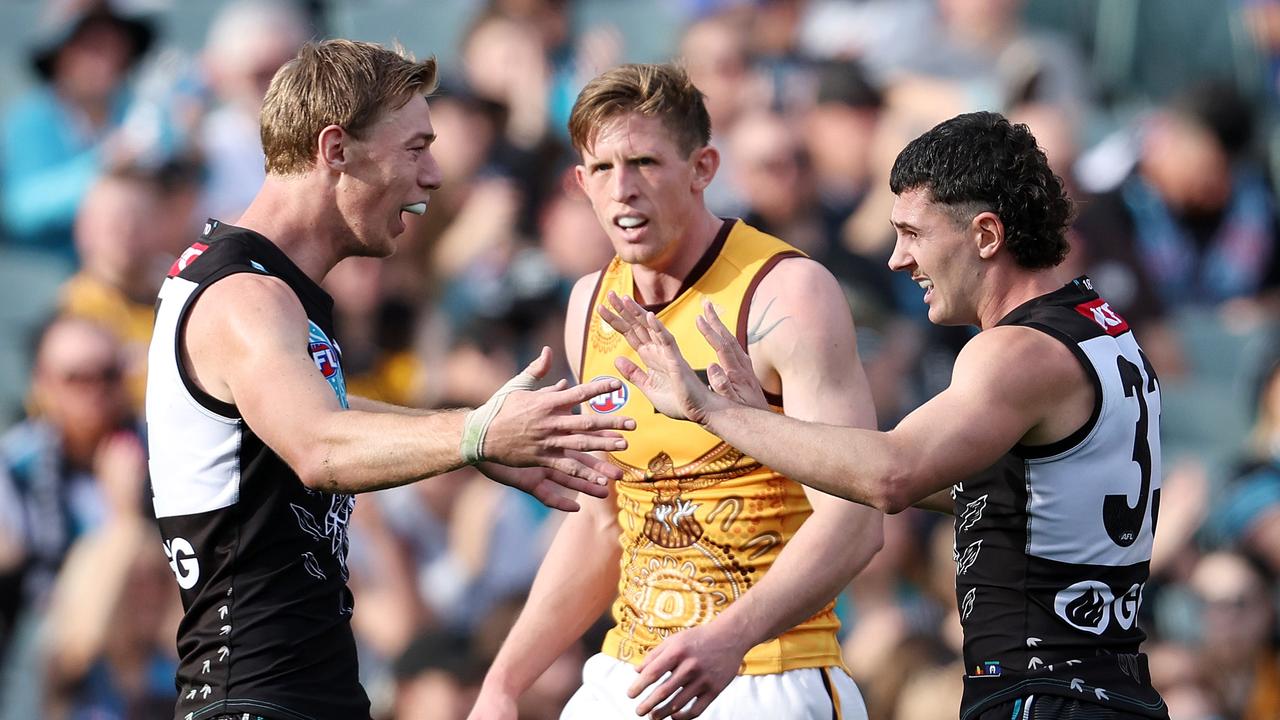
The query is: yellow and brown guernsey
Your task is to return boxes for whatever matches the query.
[580,218,845,675]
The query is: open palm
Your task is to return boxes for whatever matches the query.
[597,291,716,424]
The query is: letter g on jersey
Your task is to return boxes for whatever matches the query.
[163,537,201,590]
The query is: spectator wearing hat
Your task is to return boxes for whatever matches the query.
[1,0,154,260]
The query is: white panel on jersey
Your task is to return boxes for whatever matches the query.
[1025,333,1162,567]
[147,276,242,518]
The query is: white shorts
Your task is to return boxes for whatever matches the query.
[561,653,868,720]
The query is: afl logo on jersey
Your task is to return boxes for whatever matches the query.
[588,375,628,413]
[310,342,339,379]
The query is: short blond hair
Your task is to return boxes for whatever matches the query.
[568,63,711,158]
[260,39,438,175]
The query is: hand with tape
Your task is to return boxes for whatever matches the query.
[462,346,634,508]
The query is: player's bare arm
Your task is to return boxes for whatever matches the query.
[601,293,1092,513]
[628,259,884,720]
[342,395,622,512]
[666,294,958,517]
[184,272,634,497]
[469,271,626,720]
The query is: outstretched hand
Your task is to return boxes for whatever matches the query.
[482,347,635,490]
[694,301,769,410]
[597,292,722,424]
[477,455,617,512]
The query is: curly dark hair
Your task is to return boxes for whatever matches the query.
[889,111,1073,269]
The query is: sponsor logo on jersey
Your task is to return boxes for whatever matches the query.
[1057,580,1113,633]
[1113,582,1144,630]
[1054,579,1145,635]
[168,242,209,277]
[163,537,201,590]
[1074,298,1130,336]
[588,375,628,413]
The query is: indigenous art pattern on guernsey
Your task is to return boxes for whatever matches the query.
[609,444,792,661]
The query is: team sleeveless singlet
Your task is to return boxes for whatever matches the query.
[955,277,1168,719]
[147,220,367,720]
[580,218,845,675]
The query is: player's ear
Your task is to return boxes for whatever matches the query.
[973,211,1005,260]
[574,163,589,193]
[317,124,348,171]
[691,145,719,192]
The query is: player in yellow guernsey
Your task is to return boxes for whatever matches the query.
[470,64,883,720]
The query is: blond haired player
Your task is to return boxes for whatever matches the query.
[469,63,883,720]
[147,40,632,720]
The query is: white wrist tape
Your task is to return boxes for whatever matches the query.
[460,370,538,464]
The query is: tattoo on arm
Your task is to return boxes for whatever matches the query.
[747,297,790,345]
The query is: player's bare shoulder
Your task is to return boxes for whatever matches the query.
[565,270,605,380]
[958,324,1094,444]
[747,256,856,358]
[183,272,308,404]
[748,256,850,339]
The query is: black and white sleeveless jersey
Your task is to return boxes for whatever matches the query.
[955,277,1168,720]
[146,221,367,720]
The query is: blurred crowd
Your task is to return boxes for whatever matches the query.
[1,0,1280,718]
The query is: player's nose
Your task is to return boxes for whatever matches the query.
[419,151,442,191]
[609,166,639,203]
[887,238,913,272]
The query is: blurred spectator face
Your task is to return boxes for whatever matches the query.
[728,112,805,221]
[1189,552,1274,659]
[428,96,497,184]
[204,0,309,114]
[938,0,1024,41]
[31,318,129,443]
[680,17,749,133]
[804,101,877,196]
[539,181,614,279]
[396,669,478,720]
[52,17,134,103]
[491,0,570,51]
[156,173,203,259]
[462,15,546,105]
[1141,113,1232,214]
[439,342,518,408]
[75,173,165,291]
[574,112,718,270]
[392,628,484,720]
